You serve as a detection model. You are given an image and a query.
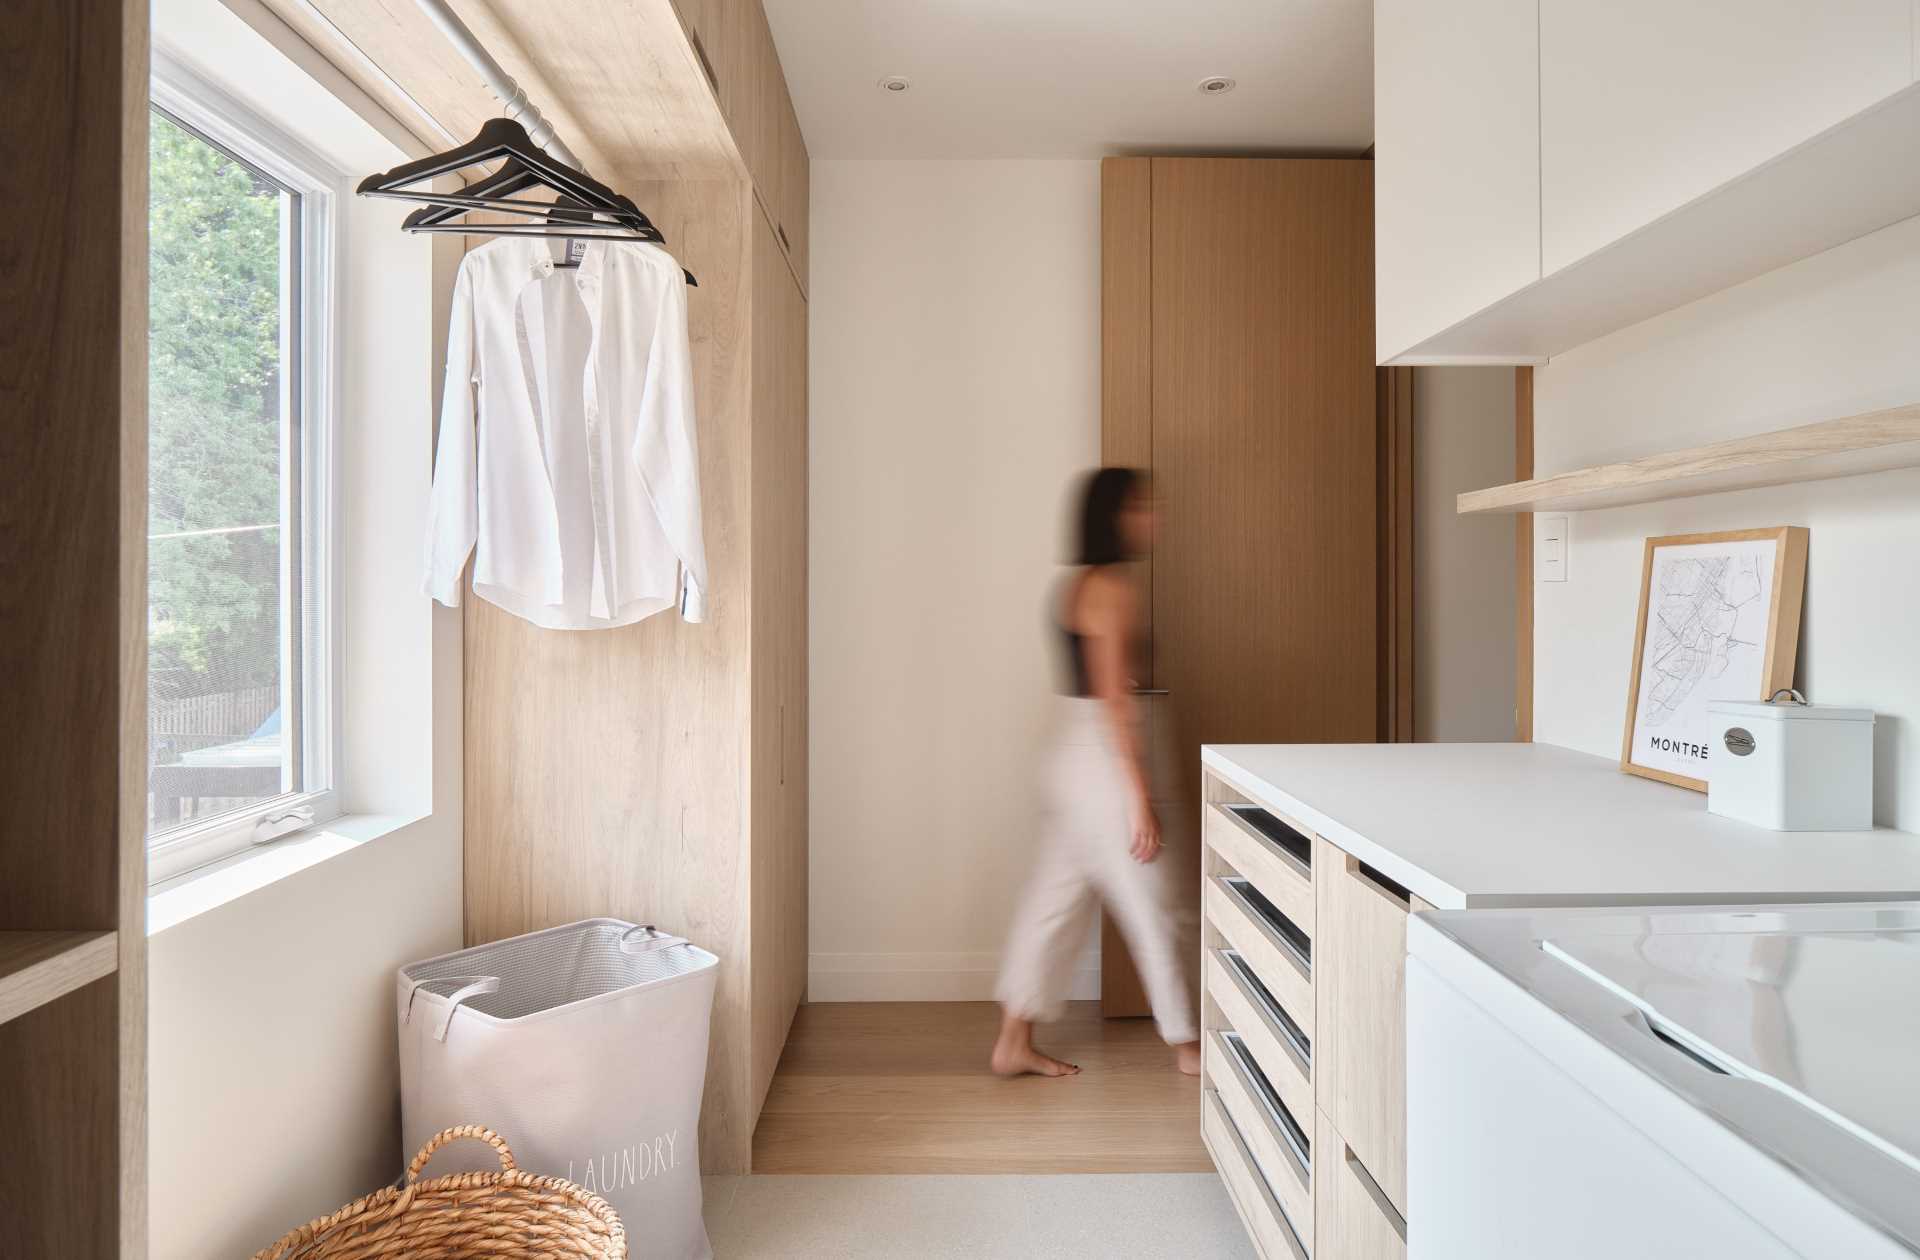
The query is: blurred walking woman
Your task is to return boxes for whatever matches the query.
[992,468,1200,1078]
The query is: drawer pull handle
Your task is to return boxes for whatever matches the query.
[1345,1144,1409,1242]
[1206,1091,1310,1260]
[1221,1031,1311,1179]
[1220,876,1311,974]
[1347,853,1412,908]
[1220,948,1311,1067]
[1216,802,1312,871]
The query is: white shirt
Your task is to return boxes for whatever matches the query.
[424,237,707,629]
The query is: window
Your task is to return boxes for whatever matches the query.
[146,60,341,883]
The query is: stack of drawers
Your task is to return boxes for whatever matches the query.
[1199,770,1424,1260]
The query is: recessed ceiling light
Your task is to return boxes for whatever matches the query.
[1198,75,1237,95]
[878,76,911,93]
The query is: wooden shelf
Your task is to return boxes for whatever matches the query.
[0,931,117,1027]
[1458,403,1920,515]
[1388,81,1920,365]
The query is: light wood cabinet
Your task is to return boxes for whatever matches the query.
[1374,0,1539,363]
[1314,836,1413,1218]
[1,0,150,1253]
[1315,1107,1408,1260]
[747,211,809,1117]
[677,0,808,285]
[1539,0,1913,273]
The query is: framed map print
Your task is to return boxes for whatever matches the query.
[1621,527,1809,791]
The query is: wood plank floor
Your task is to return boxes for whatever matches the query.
[751,1001,1211,1174]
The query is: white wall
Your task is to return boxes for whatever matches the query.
[146,3,463,1255]
[1534,212,1920,831]
[809,160,1102,1000]
[1414,368,1518,742]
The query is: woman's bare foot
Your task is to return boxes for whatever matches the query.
[1175,1041,1202,1076]
[991,1011,1081,1077]
[991,1042,1082,1078]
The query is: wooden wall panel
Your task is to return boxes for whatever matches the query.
[0,0,148,1252]
[748,207,809,1118]
[462,180,759,1171]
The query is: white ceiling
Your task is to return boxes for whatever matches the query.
[762,0,1373,160]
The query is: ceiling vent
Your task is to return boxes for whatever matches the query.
[1197,76,1237,95]
[878,76,911,93]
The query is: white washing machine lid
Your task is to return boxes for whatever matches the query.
[1542,908,1920,1177]
[1421,900,1920,1256]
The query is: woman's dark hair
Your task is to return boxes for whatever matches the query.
[1076,466,1143,566]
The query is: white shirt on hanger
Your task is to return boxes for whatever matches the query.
[424,236,707,629]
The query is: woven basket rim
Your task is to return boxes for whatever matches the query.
[252,1125,627,1260]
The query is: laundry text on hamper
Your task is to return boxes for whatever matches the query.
[567,1128,681,1196]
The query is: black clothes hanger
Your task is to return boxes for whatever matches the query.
[359,118,697,285]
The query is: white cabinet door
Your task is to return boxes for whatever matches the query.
[1540,0,1913,274]
[1374,0,1540,363]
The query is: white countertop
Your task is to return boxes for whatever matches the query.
[1200,741,1920,911]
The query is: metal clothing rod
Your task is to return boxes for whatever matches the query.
[413,0,584,170]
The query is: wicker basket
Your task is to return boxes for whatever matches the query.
[253,1125,626,1260]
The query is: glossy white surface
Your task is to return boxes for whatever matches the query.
[1200,742,1920,910]
[1411,904,1920,1258]
[1545,910,1920,1176]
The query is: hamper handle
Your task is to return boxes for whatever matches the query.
[620,923,689,953]
[402,974,501,1041]
[405,1124,518,1183]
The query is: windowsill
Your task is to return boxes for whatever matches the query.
[147,810,429,937]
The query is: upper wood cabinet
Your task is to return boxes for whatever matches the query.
[1540,0,1914,274]
[677,0,809,287]
[777,89,810,290]
[1374,0,1539,364]
[1375,0,1920,364]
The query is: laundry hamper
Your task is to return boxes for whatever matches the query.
[399,919,720,1260]
[253,1125,623,1260]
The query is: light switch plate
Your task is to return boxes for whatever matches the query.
[1539,515,1569,582]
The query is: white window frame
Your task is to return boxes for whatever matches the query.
[147,51,348,885]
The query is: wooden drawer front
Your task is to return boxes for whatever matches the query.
[1315,1107,1407,1260]
[1206,877,1313,1041]
[1204,802,1314,936]
[1313,836,1411,1217]
[1204,1088,1308,1260]
[1205,947,1312,1128]
[1207,1030,1313,1244]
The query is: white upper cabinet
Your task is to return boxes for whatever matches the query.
[1540,0,1914,274]
[1374,0,1539,364]
[1375,0,1920,364]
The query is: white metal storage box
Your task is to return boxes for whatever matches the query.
[1706,695,1874,831]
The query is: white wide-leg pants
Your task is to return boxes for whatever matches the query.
[996,697,1198,1045]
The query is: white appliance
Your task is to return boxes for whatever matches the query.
[1408,902,1920,1260]
[1707,692,1875,831]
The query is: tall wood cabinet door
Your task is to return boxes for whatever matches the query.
[747,211,810,1115]
[1375,0,1538,361]
[1148,158,1378,799]
[1540,0,1912,274]
[1099,157,1378,1017]
[1314,836,1411,1218]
